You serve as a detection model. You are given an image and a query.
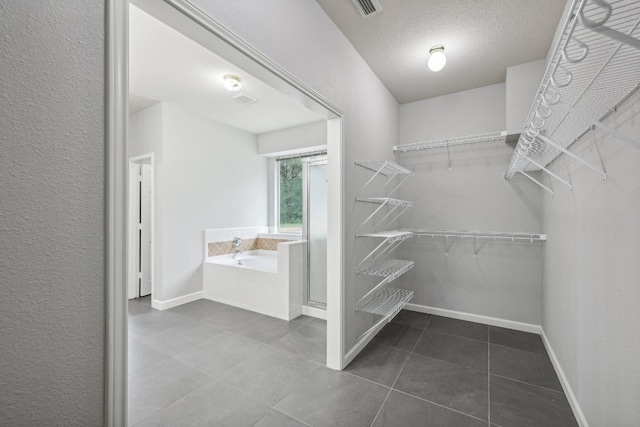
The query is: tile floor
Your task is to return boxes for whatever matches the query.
[128,297,577,426]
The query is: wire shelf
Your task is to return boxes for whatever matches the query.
[357,230,414,241]
[354,160,413,176]
[358,259,415,277]
[357,288,414,318]
[409,229,547,242]
[506,0,640,183]
[356,197,414,207]
[393,131,507,153]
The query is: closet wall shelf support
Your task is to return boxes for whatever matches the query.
[355,197,414,235]
[393,131,507,153]
[409,229,547,242]
[355,231,414,272]
[355,160,413,198]
[505,0,640,182]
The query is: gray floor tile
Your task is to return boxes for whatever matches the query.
[413,330,488,371]
[427,315,488,342]
[128,296,153,316]
[201,305,270,333]
[305,317,327,332]
[254,409,308,427]
[372,390,487,427]
[128,336,169,375]
[394,353,489,420]
[234,316,303,345]
[217,346,321,406]
[372,322,422,352]
[344,342,410,387]
[490,375,577,427]
[167,298,229,320]
[128,310,189,337]
[174,331,266,376]
[489,326,546,354]
[136,380,270,427]
[290,315,315,325]
[490,344,562,391]
[128,358,211,422]
[139,320,224,356]
[271,324,326,364]
[276,367,389,427]
[390,310,431,329]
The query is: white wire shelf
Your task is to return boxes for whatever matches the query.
[357,287,414,318]
[408,229,547,241]
[357,230,414,241]
[358,259,415,277]
[506,0,640,190]
[356,197,414,207]
[355,160,413,176]
[393,131,507,153]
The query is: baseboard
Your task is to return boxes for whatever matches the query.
[404,303,541,334]
[152,291,204,310]
[540,328,589,427]
[302,305,327,320]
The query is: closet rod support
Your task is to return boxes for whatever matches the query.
[518,170,554,195]
[525,156,573,190]
[537,134,607,182]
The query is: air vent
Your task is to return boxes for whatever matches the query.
[232,93,256,105]
[352,0,382,17]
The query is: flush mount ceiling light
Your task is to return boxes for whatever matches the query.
[428,46,446,72]
[223,74,242,91]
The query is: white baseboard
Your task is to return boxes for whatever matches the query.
[540,328,589,427]
[152,291,204,310]
[404,303,541,334]
[302,305,327,320]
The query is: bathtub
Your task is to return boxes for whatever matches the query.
[203,243,305,320]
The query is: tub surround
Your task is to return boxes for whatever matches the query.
[204,227,305,320]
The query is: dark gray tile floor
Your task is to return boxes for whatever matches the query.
[128,298,577,426]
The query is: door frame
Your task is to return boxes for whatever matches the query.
[127,154,155,301]
[106,1,346,425]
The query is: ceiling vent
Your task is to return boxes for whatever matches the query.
[232,93,256,105]
[352,0,382,17]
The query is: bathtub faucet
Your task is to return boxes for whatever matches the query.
[233,249,243,265]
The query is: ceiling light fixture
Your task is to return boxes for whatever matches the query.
[428,46,446,72]
[223,74,242,91]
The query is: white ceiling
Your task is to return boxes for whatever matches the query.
[129,5,324,134]
[316,0,567,104]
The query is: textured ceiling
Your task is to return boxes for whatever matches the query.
[316,0,567,103]
[129,5,323,134]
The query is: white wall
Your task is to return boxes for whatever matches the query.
[0,1,105,424]
[506,59,546,135]
[188,0,400,350]
[129,103,268,302]
[396,84,544,325]
[542,90,640,425]
[258,121,327,156]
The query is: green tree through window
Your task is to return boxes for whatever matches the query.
[279,158,303,233]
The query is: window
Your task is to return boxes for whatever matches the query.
[278,157,303,233]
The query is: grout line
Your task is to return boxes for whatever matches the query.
[489,373,567,394]
[369,388,393,427]
[392,389,489,424]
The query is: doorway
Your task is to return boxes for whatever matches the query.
[127,154,154,301]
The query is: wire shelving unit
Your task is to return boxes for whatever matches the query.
[354,160,415,341]
[505,0,640,193]
[393,131,507,153]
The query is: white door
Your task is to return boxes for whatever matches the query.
[136,163,152,297]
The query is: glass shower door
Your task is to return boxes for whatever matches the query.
[304,160,327,306]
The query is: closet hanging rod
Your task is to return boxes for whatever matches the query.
[393,131,507,153]
[407,229,546,241]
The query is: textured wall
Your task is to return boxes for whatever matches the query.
[0,1,105,425]
[396,84,544,325]
[542,91,640,425]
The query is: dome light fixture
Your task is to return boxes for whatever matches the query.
[428,46,446,72]
[223,74,242,91]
